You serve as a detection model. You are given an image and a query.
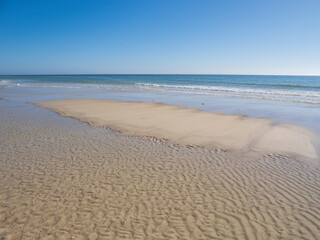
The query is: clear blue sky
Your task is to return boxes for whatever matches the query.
[0,0,319,75]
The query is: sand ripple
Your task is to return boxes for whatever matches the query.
[0,106,320,239]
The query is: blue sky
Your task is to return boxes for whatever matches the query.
[0,0,319,75]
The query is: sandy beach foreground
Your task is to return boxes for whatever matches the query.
[0,99,320,239]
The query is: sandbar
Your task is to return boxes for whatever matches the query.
[36,98,319,160]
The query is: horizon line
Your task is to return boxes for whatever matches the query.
[1,73,320,77]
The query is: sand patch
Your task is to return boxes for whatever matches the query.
[35,99,319,160]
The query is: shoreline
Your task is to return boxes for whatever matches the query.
[35,98,319,161]
[1,82,320,134]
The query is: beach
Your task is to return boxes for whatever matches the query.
[2,0,320,238]
[0,76,320,239]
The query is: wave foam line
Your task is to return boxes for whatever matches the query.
[136,83,320,98]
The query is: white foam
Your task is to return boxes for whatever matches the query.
[136,83,320,98]
[0,80,12,85]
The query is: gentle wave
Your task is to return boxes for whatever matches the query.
[1,79,320,104]
[136,83,320,98]
[154,89,320,104]
[218,81,320,89]
[0,80,11,85]
[74,80,133,85]
[0,81,116,89]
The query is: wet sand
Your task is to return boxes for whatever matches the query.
[0,101,320,239]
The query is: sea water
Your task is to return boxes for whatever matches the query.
[1,74,319,132]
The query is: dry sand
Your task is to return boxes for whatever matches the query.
[0,100,320,239]
[36,98,319,160]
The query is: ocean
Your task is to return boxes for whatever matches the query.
[1,74,320,132]
[1,74,320,104]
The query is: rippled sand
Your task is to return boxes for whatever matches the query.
[0,104,320,239]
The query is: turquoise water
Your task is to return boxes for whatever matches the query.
[0,74,319,132]
[1,74,320,104]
